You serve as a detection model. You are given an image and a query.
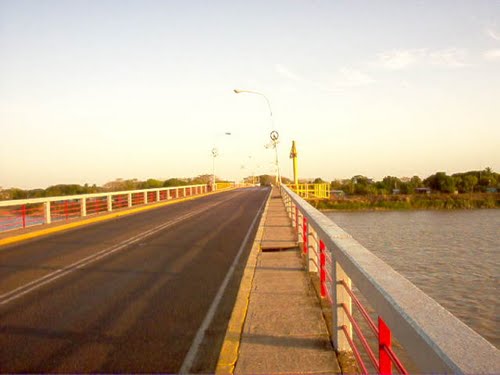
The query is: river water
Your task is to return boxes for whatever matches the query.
[324,209,499,349]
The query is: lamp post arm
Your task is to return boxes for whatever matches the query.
[234,89,274,128]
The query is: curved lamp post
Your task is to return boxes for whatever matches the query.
[212,132,232,191]
[233,89,281,184]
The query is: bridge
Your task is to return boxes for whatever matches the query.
[0,184,498,374]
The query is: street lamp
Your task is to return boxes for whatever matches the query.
[212,147,219,191]
[233,89,282,185]
[212,132,232,191]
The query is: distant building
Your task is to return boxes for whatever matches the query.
[415,187,431,194]
[392,189,401,195]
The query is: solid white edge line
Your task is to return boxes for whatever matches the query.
[178,189,270,374]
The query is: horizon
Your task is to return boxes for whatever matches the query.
[1,165,497,191]
[1,1,499,189]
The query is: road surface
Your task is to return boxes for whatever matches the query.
[0,187,269,373]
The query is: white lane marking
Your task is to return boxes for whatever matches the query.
[0,193,245,306]
[179,190,269,374]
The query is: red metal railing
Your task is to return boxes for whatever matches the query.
[88,197,107,215]
[112,194,129,210]
[51,200,81,222]
[0,184,217,233]
[300,208,408,375]
[0,204,45,231]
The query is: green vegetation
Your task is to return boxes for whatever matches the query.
[0,173,280,201]
[327,168,498,195]
[308,167,500,211]
[1,174,214,201]
[313,193,499,211]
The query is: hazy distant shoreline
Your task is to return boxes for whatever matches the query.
[313,193,500,211]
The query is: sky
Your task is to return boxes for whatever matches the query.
[1,0,499,189]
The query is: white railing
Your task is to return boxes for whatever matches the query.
[0,183,236,233]
[280,184,499,374]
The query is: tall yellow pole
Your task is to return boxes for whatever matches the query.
[289,140,298,186]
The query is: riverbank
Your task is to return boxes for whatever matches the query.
[312,193,500,211]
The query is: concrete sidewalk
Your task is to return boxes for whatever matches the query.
[233,188,340,374]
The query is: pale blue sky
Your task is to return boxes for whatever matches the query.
[1,0,499,188]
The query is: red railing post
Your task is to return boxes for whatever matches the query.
[21,204,26,228]
[379,317,392,375]
[320,240,326,297]
[302,217,308,255]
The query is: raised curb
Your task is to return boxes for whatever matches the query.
[0,188,237,248]
[215,190,271,374]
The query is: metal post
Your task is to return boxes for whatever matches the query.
[44,201,52,224]
[379,317,392,374]
[298,211,303,243]
[127,193,132,207]
[308,226,318,273]
[295,205,299,234]
[107,195,112,212]
[156,190,160,202]
[302,217,308,255]
[183,187,186,197]
[143,191,147,204]
[320,240,326,298]
[81,198,86,217]
[333,264,352,351]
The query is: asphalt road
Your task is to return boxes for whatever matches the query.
[0,187,270,373]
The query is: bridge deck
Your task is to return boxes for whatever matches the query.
[234,188,340,374]
[0,188,268,373]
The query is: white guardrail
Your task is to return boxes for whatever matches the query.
[280,184,499,374]
[0,183,236,233]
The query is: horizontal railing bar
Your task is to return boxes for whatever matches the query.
[341,303,379,369]
[341,325,368,375]
[385,345,409,375]
[340,280,378,336]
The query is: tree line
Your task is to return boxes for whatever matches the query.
[0,174,226,200]
[1,168,498,201]
[322,167,498,195]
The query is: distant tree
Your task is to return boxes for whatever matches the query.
[45,184,85,196]
[350,175,376,195]
[141,179,163,189]
[400,176,423,194]
[381,176,402,193]
[163,178,188,187]
[28,189,46,198]
[425,172,455,193]
[330,180,343,191]
[462,175,478,193]
[190,175,212,184]
[313,177,326,184]
[10,188,28,199]
[259,175,274,186]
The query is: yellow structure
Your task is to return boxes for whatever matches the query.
[289,183,330,199]
[289,140,299,186]
[286,140,329,199]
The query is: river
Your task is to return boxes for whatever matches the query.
[325,209,499,349]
